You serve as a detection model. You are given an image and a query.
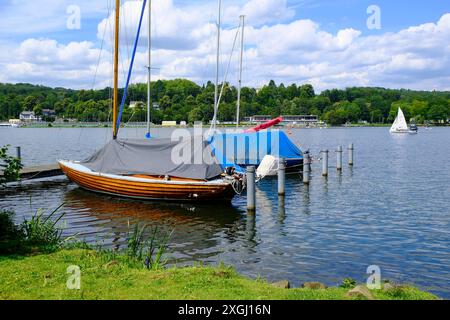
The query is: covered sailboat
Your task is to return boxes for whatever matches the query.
[210,129,303,174]
[59,137,240,201]
[59,0,243,202]
[390,107,409,133]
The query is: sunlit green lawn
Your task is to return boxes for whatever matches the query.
[0,249,437,300]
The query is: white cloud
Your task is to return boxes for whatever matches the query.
[0,0,449,92]
[0,0,108,36]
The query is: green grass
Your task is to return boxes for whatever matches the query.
[0,249,438,300]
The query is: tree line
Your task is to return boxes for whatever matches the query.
[0,80,449,125]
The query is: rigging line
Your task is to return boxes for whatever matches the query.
[77,0,113,145]
[91,0,112,90]
[115,0,147,136]
[209,24,240,136]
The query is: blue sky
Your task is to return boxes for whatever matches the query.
[0,0,449,91]
[288,0,450,34]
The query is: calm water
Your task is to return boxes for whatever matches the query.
[1,127,449,298]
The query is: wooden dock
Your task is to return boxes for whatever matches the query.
[1,163,63,180]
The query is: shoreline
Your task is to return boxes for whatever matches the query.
[1,123,447,129]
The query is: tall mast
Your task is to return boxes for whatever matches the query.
[213,0,221,133]
[145,0,152,138]
[236,15,245,129]
[113,0,120,139]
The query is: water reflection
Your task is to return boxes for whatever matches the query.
[278,196,286,224]
[301,186,312,216]
[62,188,244,263]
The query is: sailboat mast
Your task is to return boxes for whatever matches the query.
[236,15,245,129]
[113,0,120,139]
[213,0,221,133]
[146,0,152,138]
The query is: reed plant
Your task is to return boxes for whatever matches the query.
[20,203,67,250]
[126,223,173,270]
[0,204,68,254]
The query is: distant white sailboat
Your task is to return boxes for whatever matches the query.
[390,107,409,133]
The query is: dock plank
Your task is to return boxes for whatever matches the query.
[1,163,63,180]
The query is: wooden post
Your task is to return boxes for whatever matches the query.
[246,166,256,212]
[336,145,342,171]
[348,143,354,166]
[278,158,286,196]
[322,149,329,177]
[16,146,21,160]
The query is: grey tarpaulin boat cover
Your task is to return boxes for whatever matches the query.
[81,137,225,180]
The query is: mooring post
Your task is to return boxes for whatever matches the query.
[348,143,354,166]
[278,158,286,196]
[308,151,312,172]
[246,166,256,212]
[16,146,21,160]
[322,149,329,177]
[304,149,311,172]
[336,145,343,171]
[303,152,310,185]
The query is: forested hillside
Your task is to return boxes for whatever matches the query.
[0,80,449,125]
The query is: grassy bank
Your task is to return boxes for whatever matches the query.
[0,249,437,300]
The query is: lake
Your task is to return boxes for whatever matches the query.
[1,126,449,297]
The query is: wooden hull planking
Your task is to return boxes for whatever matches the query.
[59,162,236,202]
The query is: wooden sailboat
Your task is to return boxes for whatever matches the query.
[59,160,237,201]
[59,0,242,202]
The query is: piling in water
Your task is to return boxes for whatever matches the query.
[278,158,286,196]
[303,152,310,185]
[348,143,354,166]
[336,145,343,171]
[246,166,256,212]
[322,150,329,177]
[304,150,311,172]
[16,146,21,160]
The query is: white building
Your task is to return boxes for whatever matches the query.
[248,115,319,127]
[129,101,144,109]
[19,111,40,122]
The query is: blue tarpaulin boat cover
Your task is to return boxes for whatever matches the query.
[210,130,303,169]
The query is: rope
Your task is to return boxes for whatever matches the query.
[208,23,241,136]
[231,176,245,195]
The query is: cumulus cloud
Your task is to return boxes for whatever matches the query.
[0,0,449,92]
[0,0,108,36]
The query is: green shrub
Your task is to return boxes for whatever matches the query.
[0,145,23,187]
[0,211,25,254]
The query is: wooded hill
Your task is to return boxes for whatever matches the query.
[0,80,449,125]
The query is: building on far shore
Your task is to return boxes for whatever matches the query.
[42,109,56,118]
[19,111,41,122]
[162,121,177,127]
[9,119,21,126]
[245,115,319,127]
[129,101,144,109]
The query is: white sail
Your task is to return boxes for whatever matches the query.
[390,107,408,133]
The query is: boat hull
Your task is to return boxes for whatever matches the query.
[390,129,409,134]
[238,158,303,174]
[59,161,236,202]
